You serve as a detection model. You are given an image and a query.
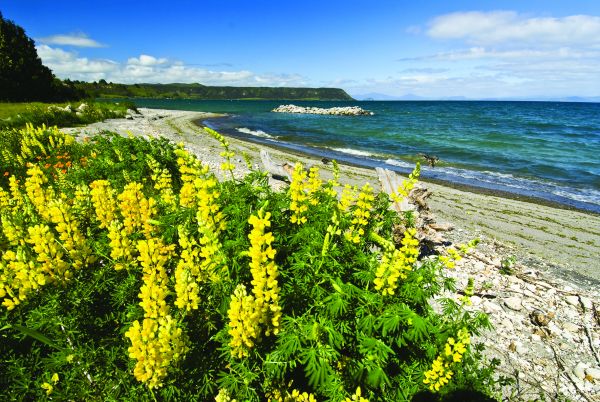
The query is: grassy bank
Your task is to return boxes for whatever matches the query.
[0,101,136,129]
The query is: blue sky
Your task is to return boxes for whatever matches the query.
[3,0,600,99]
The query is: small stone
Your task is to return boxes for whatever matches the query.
[504,296,523,311]
[470,295,482,306]
[573,362,587,379]
[499,317,514,331]
[586,367,600,380]
[531,333,541,342]
[483,301,503,313]
[563,322,579,333]
[565,295,580,307]
[530,311,553,327]
[515,343,527,355]
[580,297,593,310]
[473,260,486,271]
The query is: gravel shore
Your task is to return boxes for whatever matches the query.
[64,108,600,400]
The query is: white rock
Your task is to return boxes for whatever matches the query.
[470,295,482,306]
[565,295,580,307]
[573,362,587,379]
[500,318,514,331]
[515,343,528,355]
[504,296,523,311]
[473,260,485,271]
[586,367,600,380]
[531,333,542,342]
[483,301,503,313]
[580,297,593,310]
[563,322,579,333]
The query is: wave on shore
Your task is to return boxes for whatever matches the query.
[235,127,276,139]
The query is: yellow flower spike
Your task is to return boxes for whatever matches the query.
[423,328,471,392]
[117,182,157,237]
[227,284,261,358]
[390,163,420,203]
[125,316,188,389]
[247,209,282,335]
[47,199,93,270]
[289,163,309,225]
[344,183,374,244]
[107,221,135,270]
[24,164,54,220]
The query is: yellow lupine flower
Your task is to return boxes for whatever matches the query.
[373,228,419,296]
[147,156,176,208]
[107,221,135,270]
[90,180,117,228]
[338,184,358,213]
[0,187,10,212]
[24,165,54,220]
[306,166,322,205]
[8,176,23,211]
[227,284,261,358]
[390,163,420,203]
[289,163,309,225]
[118,182,156,237]
[1,248,47,310]
[125,315,188,389]
[344,183,374,244]
[47,199,93,270]
[215,388,238,402]
[344,387,369,402]
[137,238,174,319]
[1,215,26,247]
[423,328,470,392]
[27,224,69,281]
[439,239,477,269]
[248,209,282,335]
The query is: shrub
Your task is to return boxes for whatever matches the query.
[0,126,499,401]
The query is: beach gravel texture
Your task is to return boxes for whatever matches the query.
[64,108,600,400]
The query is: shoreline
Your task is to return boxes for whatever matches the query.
[196,116,599,217]
[64,108,600,286]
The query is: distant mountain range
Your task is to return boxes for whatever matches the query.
[73,81,354,101]
[353,93,600,103]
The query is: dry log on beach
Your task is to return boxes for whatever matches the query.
[260,149,293,181]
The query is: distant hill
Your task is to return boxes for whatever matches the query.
[72,81,354,101]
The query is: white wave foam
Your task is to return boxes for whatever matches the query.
[236,127,276,139]
[384,158,414,169]
[331,147,375,157]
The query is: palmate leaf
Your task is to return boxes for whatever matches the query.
[299,344,337,389]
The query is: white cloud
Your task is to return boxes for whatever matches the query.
[378,10,600,98]
[127,55,168,66]
[38,33,105,48]
[400,47,600,62]
[427,11,600,47]
[37,45,308,87]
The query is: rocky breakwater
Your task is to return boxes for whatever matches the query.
[272,104,374,116]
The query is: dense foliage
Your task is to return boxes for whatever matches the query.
[71,81,354,101]
[0,101,133,129]
[0,124,500,401]
[0,12,81,102]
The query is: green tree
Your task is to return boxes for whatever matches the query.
[0,11,56,101]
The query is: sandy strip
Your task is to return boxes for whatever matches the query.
[65,107,599,287]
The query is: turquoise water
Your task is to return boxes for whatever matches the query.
[132,99,600,213]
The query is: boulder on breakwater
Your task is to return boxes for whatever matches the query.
[272,104,374,116]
